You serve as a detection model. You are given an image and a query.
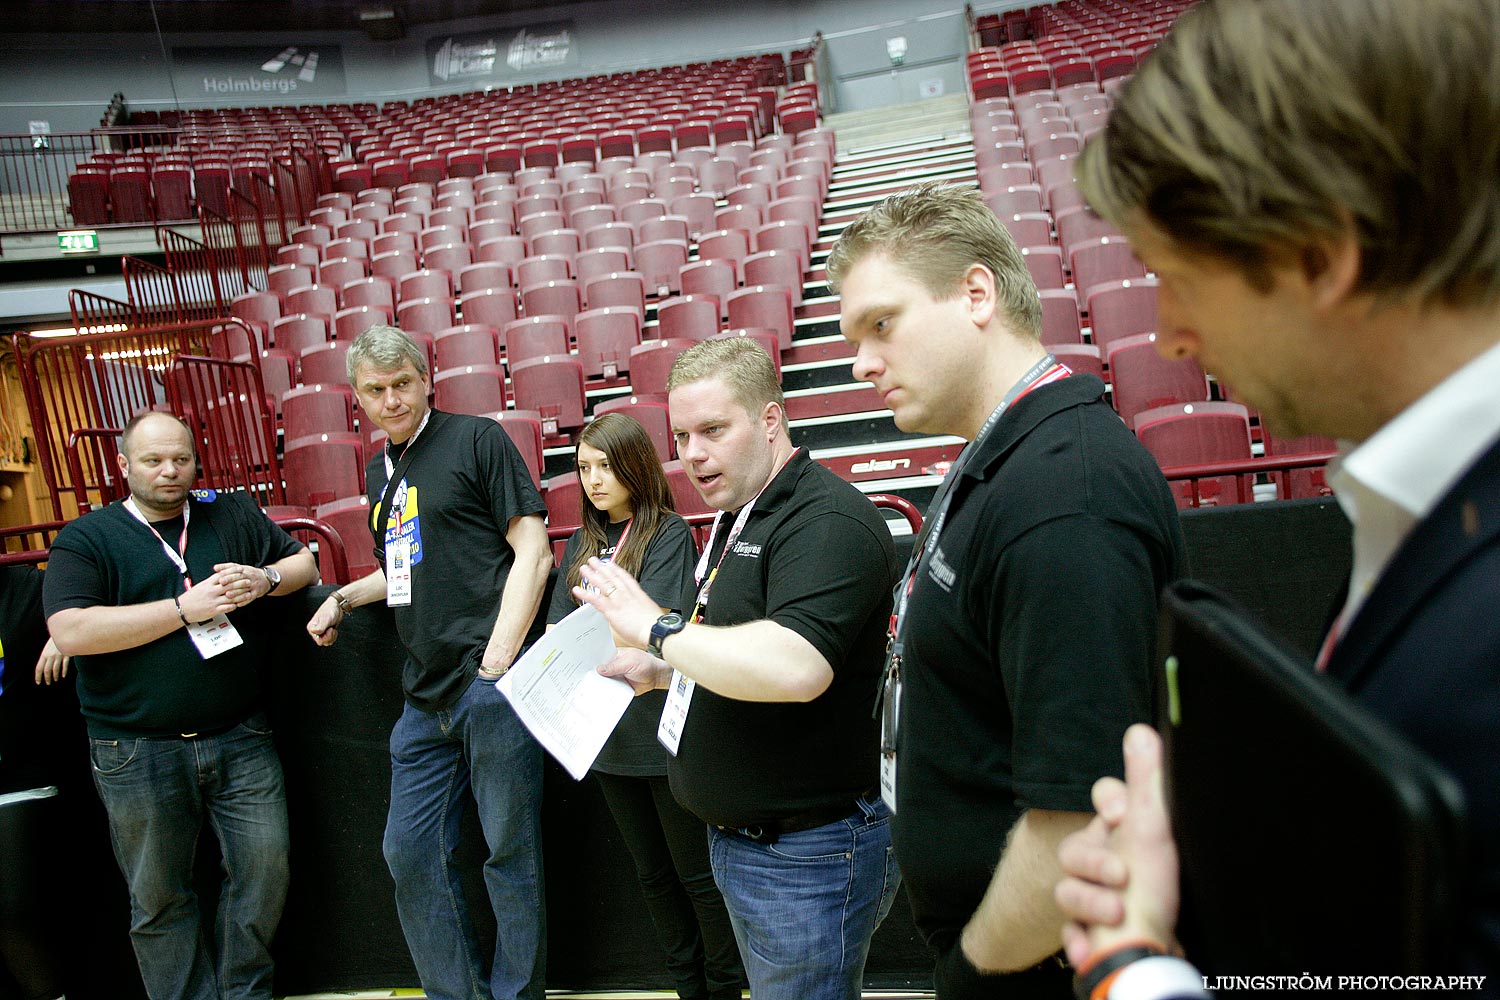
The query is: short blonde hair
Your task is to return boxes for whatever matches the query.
[826,181,1042,339]
[667,338,785,426]
[1079,0,1500,307]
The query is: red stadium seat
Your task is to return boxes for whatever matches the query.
[284,432,365,509]
[1135,401,1255,508]
[433,364,508,415]
[726,285,794,353]
[510,356,587,437]
[283,384,356,439]
[504,316,571,366]
[627,338,698,396]
[1087,277,1159,351]
[457,287,519,332]
[593,397,673,461]
[575,307,643,378]
[433,324,502,373]
[656,295,722,342]
[1106,333,1211,429]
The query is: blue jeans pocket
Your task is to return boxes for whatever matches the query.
[89,738,140,776]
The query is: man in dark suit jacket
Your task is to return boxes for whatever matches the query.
[1049,0,1500,995]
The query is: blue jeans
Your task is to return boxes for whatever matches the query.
[384,676,546,1000]
[89,715,289,1000]
[708,795,900,1000]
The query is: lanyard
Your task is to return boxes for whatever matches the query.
[124,497,194,588]
[690,447,801,618]
[890,356,1071,645]
[382,408,432,485]
[381,408,433,536]
[609,516,634,556]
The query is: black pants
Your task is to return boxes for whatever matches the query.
[0,789,65,1000]
[595,772,744,1000]
[934,935,1073,1000]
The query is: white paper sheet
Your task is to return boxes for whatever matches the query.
[496,604,634,780]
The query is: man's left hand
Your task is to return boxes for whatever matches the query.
[576,557,661,650]
[212,563,273,607]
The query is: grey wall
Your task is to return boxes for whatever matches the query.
[0,0,1031,135]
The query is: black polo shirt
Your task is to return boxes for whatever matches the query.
[367,409,549,713]
[668,448,898,830]
[43,490,306,739]
[890,375,1186,947]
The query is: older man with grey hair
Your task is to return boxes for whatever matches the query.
[306,325,552,1000]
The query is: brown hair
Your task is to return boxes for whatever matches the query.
[564,412,678,594]
[1077,0,1500,307]
[826,181,1042,339]
[666,337,785,430]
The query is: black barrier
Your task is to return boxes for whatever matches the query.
[9,498,1352,998]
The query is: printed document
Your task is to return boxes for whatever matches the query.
[497,604,633,780]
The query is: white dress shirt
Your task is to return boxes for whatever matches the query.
[1327,337,1500,637]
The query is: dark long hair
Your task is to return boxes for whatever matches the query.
[564,413,677,594]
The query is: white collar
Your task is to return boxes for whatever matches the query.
[1334,337,1500,520]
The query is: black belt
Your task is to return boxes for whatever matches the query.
[720,786,879,844]
[158,719,242,740]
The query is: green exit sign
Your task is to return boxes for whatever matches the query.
[58,230,99,254]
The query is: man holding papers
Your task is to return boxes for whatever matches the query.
[304,325,552,1000]
[577,337,901,1000]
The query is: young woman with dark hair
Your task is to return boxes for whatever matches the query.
[546,413,744,1000]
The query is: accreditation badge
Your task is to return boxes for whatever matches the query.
[656,668,695,756]
[187,614,244,659]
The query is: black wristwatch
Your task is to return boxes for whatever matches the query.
[261,565,281,593]
[647,612,687,658]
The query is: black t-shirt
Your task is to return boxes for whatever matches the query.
[891,375,1186,946]
[546,513,697,777]
[0,565,60,792]
[367,409,548,713]
[42,490,306,739]
[667,448,898,829]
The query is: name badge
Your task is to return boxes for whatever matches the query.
[657,669,695,756]
[386,535,412,606]
[188,614,244,659]
[879,656,901,813]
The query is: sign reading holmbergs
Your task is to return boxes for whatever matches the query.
[427,21,578,85]
[172,45,348,98]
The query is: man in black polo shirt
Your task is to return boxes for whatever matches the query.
[44,411,319,1000]
[305,325,553,1000]
[578,337,900,1000]
[826,183,1185,998]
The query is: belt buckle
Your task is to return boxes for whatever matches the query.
[180,731,199,739]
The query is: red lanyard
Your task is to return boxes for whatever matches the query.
[125,497,194,589]
[890,360,1072,641]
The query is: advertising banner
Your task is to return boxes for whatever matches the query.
[427,21,579,86]
[173,45,349,99]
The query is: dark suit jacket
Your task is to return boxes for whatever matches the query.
[1327,435,1500,976]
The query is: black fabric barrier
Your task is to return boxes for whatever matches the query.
[8,497,1352,999]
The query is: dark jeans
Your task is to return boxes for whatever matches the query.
[89,716,289,1000]
[595,772,744,1000]
[384,677,546,1000]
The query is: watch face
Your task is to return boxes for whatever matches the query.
[658,612,685,630]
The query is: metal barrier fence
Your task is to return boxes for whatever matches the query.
[12,321,260,519]
[0,127,331,235]
[165,353,284,507]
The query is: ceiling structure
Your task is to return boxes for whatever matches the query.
[6,0,592,35]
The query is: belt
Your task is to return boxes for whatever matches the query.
[720,786,879,844]
[171,719,243,740]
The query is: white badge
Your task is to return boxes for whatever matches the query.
[187,614,244,658]
[656,669,696,756]
[386,533,412,606]
[880,753,898,814]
